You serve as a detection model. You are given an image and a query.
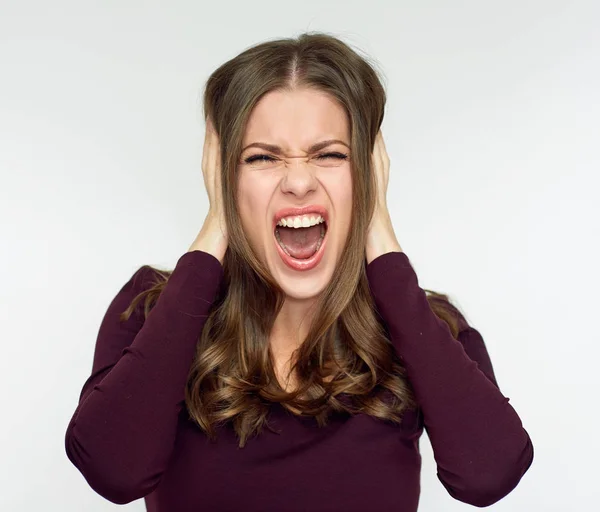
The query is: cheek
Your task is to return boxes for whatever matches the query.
[237,175,273,242]
[321,167,353,210]
[324,169,353,241]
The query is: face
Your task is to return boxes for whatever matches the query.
[237,87,353,301]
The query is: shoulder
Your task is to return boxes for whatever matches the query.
[425,291,471,333]
[90,265,168,375]
[121,264,169,295]
[456,326,499,387]
[107,264,168,328]
[426,292,500,387]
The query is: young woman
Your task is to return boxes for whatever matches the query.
[65,32,533,511]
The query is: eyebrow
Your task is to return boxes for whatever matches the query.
[241,139,350,154]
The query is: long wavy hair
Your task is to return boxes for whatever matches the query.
[120,32,468,448]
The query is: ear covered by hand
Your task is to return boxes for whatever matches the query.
[365,131,403,265]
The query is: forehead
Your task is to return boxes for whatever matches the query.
[242,88,349,147]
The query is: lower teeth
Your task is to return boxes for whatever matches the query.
[275,226,326,259]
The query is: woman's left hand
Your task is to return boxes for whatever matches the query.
[365,130,404,265]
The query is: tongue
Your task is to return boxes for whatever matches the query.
[276,224,323,259]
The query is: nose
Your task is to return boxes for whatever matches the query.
[279,157,318,198]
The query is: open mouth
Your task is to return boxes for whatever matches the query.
[274,220,327,260]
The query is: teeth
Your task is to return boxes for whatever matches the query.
[276,215,325,228]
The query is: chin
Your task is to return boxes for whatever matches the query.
[268,250,334,301]
[277,274,331,301]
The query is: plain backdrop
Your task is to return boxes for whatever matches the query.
[1,0,598,510]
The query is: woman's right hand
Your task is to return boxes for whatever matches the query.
[187,117,229,263]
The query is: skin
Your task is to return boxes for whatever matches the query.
[236,88,403,389]
[237,88,353,382]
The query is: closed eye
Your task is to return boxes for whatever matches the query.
[244,152,348,164]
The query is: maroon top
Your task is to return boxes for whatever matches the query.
[65,250,533,511]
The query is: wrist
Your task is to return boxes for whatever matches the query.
[365,216,403,265]
[188,222,227,264]
[365,240,403,265]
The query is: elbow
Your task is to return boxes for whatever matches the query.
[440,435,534,508]
[65,428,160,504]
[83,475,153,505]
[90,480,153,505]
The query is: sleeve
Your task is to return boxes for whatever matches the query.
[64,250,224,505]
[457,327,499,389]
[427,295,500,389]
[366,251,534,508]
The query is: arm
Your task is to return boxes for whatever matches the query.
[427,294,500,389]
[64,250,223,504]
[366,251,533,508]
[457,326,499,389]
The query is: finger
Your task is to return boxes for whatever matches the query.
[375,132,387,201]
[212,128,221,202]
[203,118,217,205]
[202,120,210,174]
[371,134,380,200]
[379,131,390,189]
[373,131,383,179]
[379,130,389,167]
[206,123,218,202]
[210,124,222,207]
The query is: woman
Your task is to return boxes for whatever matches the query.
[65,32,533,511]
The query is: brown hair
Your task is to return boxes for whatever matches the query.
[121,32,467,447]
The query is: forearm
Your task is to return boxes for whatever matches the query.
[366,251,533,506]
[65,251,223,504]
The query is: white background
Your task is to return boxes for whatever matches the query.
[1,0,598,510]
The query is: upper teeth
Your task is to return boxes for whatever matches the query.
[276,215,325,228]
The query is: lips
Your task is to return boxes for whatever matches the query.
[271,204,330,271]
[273,204,329,231]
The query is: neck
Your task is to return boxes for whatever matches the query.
[269,296,317,389]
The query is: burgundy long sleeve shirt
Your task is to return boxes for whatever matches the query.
[64,250,533,511]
